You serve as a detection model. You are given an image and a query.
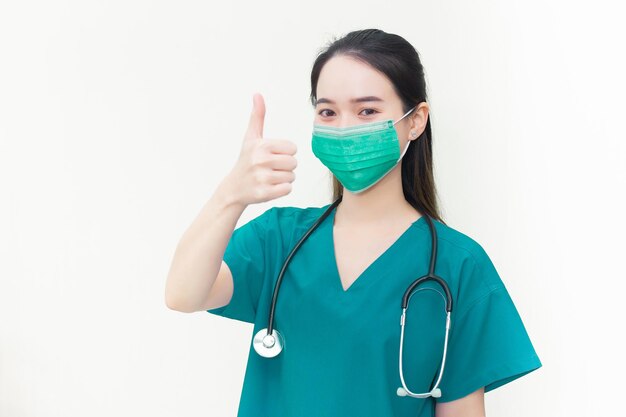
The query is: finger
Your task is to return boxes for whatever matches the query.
[263,138,297,155]
[267,154,298,171]
[266,182,293,200]
[267,170,296,185]
[244,92,265,140]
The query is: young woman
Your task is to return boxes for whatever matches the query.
[165,28,542,417]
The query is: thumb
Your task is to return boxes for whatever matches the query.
[244,92,265,140]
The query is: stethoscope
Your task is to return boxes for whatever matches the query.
[252,195,454,399]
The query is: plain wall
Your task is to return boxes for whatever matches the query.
[1,0,624,416]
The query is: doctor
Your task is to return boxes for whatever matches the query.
[165,28,541,417]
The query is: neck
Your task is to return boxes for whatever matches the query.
[334,165,421,227]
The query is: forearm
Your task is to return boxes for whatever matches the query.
[435,387,485,417]
[164,176,246,312]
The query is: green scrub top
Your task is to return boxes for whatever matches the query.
[207,204,542,416]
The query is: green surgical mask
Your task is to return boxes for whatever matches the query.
[311,106,416,194]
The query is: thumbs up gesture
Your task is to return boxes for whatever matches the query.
[226,93,298,206]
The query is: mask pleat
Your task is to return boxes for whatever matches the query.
[311,116,408,193]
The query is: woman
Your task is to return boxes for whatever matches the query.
[165,28,542,417]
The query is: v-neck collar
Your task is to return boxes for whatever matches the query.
[326,205,427,294]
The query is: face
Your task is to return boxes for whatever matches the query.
[314,54,428,151]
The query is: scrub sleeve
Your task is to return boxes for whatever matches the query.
[206,207,274,324]
[435,244,542,402]
[206,205,542,414]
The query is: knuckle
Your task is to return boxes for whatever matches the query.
[250,152,261,166]
[251,152,268,167]
[253,185,264,200]
[253,169,266,184]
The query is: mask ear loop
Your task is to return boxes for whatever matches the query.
[394,105,418,161]
[393,106,417,126]
[401,140,411,159]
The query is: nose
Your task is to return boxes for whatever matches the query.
[337,115,364,128]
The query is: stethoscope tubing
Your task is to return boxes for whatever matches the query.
[266,195,343,335]
[253,195,453,399]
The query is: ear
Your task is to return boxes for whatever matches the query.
[408,102,429,140]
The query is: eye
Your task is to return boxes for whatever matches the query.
[360,108,379,116]
[318,109,335,117]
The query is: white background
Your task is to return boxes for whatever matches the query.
[1,1,624,416]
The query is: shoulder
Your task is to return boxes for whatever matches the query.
[429,219,490,265]
[255,204,330,227]
[247,204,331,243]
[423,218,505,297]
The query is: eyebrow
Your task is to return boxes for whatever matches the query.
[315,96,384,106]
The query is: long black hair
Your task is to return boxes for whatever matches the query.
[309,28,445,224]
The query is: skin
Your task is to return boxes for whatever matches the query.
[314,55,486,416]
[314,55,427,228]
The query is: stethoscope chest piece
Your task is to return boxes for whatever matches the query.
[252,197,452,401]
[253,328,284,358]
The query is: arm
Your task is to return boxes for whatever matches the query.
[435,387,485,417]
[164,177,246,312]
[164,93,297,313]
